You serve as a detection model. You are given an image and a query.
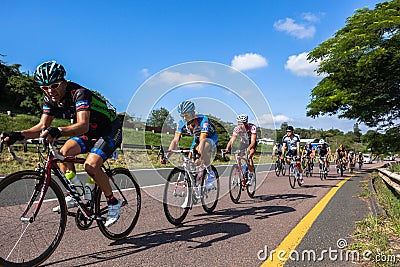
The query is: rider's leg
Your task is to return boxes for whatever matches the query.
[59,139,82,175]
[248,147,256,173]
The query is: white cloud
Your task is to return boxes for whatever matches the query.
[273,18,316,39]
[274,114,293,124]
[231,53,268,71]
[141,68,150,78]
[150,71,210,86]
[256,113,293,128]
[285,52,321,77]
[302,12,319,22]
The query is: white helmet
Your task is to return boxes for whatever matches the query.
[236,114,248,123]
[319,139,325,144]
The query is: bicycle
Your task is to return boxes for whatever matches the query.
[358,159,363,170]
[0,138,141,267]
[274,156,286,176]
[318,156,328,180]
[336,158,346,177]
[302,156,313,177]
[224,150,256,204]
[159,147,220,226]
[287,155,303,189]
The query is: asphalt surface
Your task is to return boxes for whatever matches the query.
[1,162,382,267]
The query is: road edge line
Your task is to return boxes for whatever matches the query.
[260,174,353,267]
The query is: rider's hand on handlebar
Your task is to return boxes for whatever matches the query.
[160,156,168,164]
[40,127,62,143]
[0,131,25,146]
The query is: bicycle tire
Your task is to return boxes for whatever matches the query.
[247,171,256,198]
[96,168,141,240]
[201,165,220,213]
[288,165,296,189]
[281,164,286,176]
[274,161,281,176]
[229,164,242,203]
[163,167,190,226]
[0,170,67,267]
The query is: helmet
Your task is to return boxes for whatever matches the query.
[349,151,354,154]
[177,100,195,114]
[358,152,362,155]
[306,141,311,145]
[275,142,280,146]
[236,114,248,123]
[286,125,294,132]
[339,144,343,148]
[319,139,325,144]
[34,61,66,85]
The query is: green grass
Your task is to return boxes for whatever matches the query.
[350,174,400,266]
[393,164,400,173]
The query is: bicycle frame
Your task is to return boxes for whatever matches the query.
[233,150,250,187]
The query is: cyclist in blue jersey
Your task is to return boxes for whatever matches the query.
[0,61,122,227]
[281,125,303,184]
[160,100,218,189]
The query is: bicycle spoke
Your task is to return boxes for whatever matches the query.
[229,164,242,203]
[0,171,66,267]
[97,168,141,240]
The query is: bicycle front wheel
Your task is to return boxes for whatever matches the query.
[163,167,190,226]
[247,171,256,198]
[0,171,67,267]
[201,165,220,213]
[288,166,296,189]
[229,164,242,204]
[96,168,141,240]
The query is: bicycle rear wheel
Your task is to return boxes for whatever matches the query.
[274,161,281,176]
[163,167,190,226]
[229,164,242,203]
[0,170,66,267]
[247,171,256,198]
[201,165,220,213]
[96,168,141,240]
[288,165,296,189]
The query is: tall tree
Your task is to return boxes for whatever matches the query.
[307,0,400,128]
[146,107,175,129]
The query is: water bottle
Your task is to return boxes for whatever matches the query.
[84,177,96,200]
[66,170,84,196]
[242,164,248,177]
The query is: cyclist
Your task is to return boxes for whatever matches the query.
[334,144,348,170]
[160,100,218,189]
[348,151,356,169]
[272,142,284,163]
[223,114,257,185]
[316,139,331,173]
[301,141,315,170]
[357,152,364,166]
[281,125,303,184]
[0,61,122,227]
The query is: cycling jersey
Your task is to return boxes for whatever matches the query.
[303,145,315,157]
[317,144,330,157]
[42,81,121,161]
[273,145,283,156]
[282,134,301,157]
[176,114,218,150]
[43,81,118,138]
[336,148,346,159]
[232,123,257,150]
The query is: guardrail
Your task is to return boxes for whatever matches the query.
[377,162,400,193]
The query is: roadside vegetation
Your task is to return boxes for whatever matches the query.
[351,173,400,266]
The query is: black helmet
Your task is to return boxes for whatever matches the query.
[286,125,294,132]
[34,61,66,85]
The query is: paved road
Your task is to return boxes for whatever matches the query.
[6,162,380,267]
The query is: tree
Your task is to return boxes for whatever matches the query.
[146,107,175,129]
[307,0,400,128]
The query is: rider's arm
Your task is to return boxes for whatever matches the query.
[281,143,286,157]
[225,134,237,151]
[21,114,54,139]
[58,110,90,136]
[197,132,208,158]
[248,133,257,151]
[166,132,182,158]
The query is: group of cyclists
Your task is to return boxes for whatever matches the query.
[0,60,368,228]
[272,131,366,181]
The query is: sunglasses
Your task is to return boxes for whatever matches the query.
[40,82,62,90]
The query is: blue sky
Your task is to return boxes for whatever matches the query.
[1,0,383,132]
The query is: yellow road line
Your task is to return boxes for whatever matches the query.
[261,173,356,267]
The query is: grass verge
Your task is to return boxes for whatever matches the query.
[350,173,400,266]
